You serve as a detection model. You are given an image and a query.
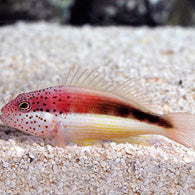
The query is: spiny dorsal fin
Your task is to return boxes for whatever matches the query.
[63,66,159,113]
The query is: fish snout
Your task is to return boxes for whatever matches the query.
[1,103,11,114]
[0,105,5,122]
[0,105,9,123]
[0,113,5,123]
[1,105,5,113]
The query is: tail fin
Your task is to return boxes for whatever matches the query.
[166,113,195,148]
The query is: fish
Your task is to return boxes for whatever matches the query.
[0,67,194,148]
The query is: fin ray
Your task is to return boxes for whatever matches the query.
[73,139,100,146]
[63,66,159,112]
[113,135,153,146]
[166,113,195,148]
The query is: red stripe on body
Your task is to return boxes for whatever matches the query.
[24,86,173,128]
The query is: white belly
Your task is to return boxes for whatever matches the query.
[57,113,166,142]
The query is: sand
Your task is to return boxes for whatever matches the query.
[0,22,194,194]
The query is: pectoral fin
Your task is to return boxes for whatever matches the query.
[53,123,66,148]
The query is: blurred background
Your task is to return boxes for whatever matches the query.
[0,2,195,194]
[0,0,195,26]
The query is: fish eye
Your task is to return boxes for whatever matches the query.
[19,101,31,111]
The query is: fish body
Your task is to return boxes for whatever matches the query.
[0,68,194,148]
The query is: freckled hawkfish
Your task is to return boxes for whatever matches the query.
[0,67,194,148]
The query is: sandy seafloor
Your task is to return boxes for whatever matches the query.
[0,22,194,194]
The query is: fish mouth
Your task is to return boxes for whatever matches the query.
[0,113,9,124]
[0,113,5,123]
[0,105,10,122]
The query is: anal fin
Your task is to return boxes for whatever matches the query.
[73,139,101,146]
[73,136,155,146]
[112,135,155,146]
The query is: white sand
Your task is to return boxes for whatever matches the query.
[0,22,194,194]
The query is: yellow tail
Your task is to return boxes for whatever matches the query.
[166,113,195,148]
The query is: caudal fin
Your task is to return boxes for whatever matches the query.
[166,113,195,148]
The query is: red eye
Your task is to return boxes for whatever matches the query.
[19,101,31,111]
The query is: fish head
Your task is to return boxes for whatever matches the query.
[0,90,55,137]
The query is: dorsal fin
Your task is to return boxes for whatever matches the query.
[63,66,159,113]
